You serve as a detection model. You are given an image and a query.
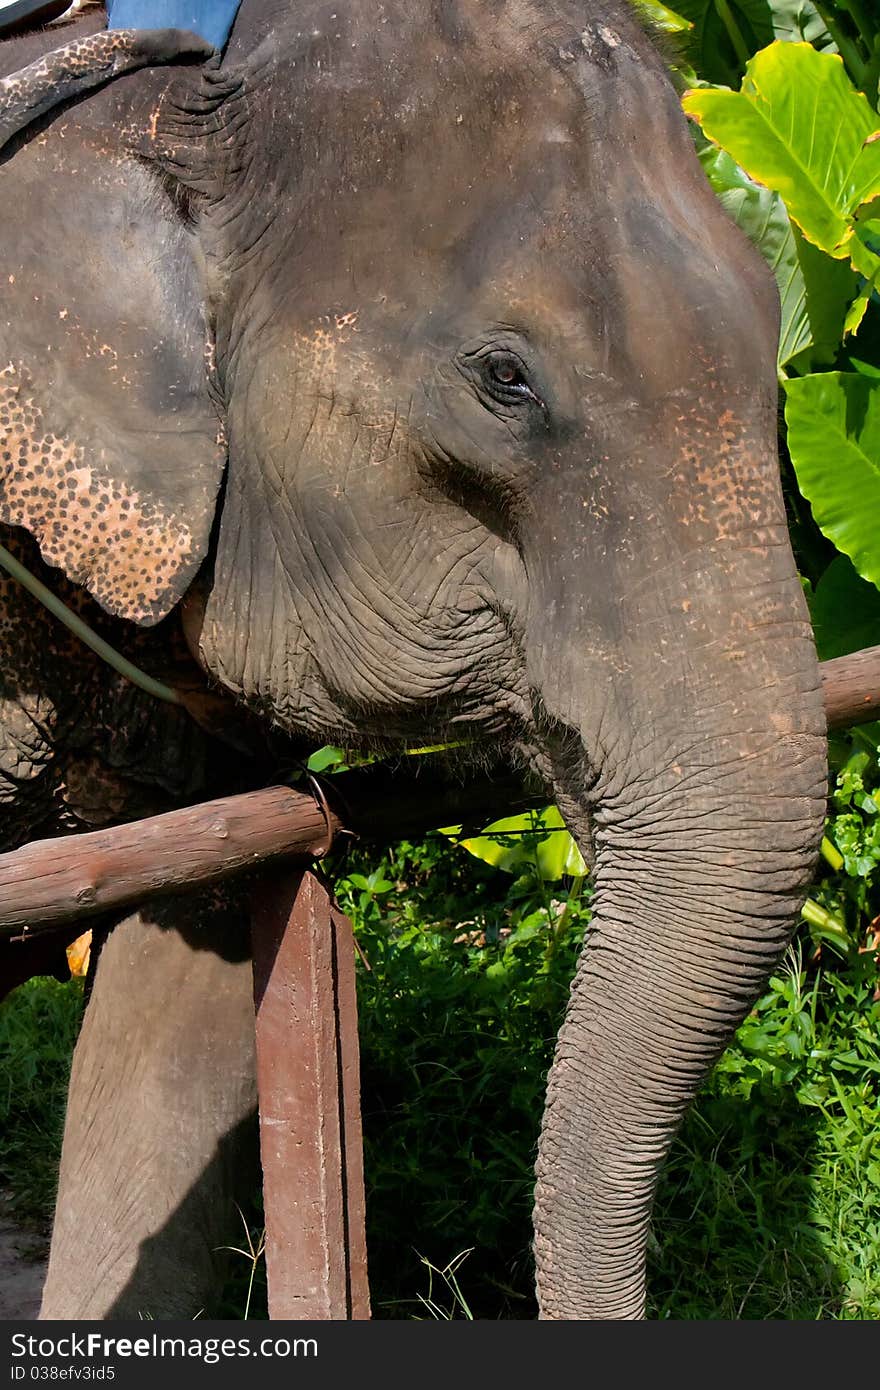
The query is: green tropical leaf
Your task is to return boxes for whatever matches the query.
[445,807,588,881]
[674,1,776,85]
[785,225,860,363]
[306,744,348,773]
[848,351,880,379]
[765,0,832,47]
[785,371,880,588]
[843,288,872,337]
[633,1,694,34]
[683,43,880,259]
[808,554,880,659]
[698,145,857,366]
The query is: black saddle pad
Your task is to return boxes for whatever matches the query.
[0,2,75,37]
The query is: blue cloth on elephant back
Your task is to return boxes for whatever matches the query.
[106,0,242,50]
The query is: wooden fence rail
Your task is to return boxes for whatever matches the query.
[0,643,878,940]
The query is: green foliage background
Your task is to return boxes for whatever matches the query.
[1,0,879,1323]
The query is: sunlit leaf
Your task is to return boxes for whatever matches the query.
[633,0,694,34]
[765,0,832,48]
[65,931,91,979]
[444,807,588,881]
[683,43,880,259]
[785,372,880,589]
[306,745,349,773]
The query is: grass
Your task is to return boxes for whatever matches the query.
[649,943,880,1318]
[0,731,877,1319]
[335,843,879,1320]
[0,975,82,1226]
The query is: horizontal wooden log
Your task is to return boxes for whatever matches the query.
[821,644,880,732]
[0,786,335,935]
[0,756,538,938]
[0,645,877,940]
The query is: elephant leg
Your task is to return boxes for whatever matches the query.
[40,889,258,1321]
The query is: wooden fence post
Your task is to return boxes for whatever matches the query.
[251,867,370,1319]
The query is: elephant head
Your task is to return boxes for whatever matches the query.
[0,0,827,1316]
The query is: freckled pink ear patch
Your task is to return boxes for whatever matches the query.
[0,362,208,623]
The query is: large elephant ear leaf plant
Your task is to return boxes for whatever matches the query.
[0,1,830,1320]
[680,8,880,616]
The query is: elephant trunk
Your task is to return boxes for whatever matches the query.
[527,535,828,1317]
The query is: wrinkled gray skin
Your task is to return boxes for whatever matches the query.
[0,0,826,1319]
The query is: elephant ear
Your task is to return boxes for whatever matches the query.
[0,27,215,151]
[0,28,225,625]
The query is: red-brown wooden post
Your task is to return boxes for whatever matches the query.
[251,867,370,1319]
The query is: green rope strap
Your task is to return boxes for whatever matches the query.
[0,541,181,705]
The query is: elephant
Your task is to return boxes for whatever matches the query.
[0,0,827,1320]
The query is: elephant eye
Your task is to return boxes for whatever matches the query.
[480,350,543,408]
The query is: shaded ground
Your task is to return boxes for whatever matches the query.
[0,1195,46,1320]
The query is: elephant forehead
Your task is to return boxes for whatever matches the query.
[242,2,675,260]
[0,363,198,622]
[240,26,737,392]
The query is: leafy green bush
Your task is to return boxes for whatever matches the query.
[331,780,879,1318]
[334,832,591,1318]
[651,719,880,1319]
[328,721,878,1319]
[651,938,880,1318]
[0,976,82,1224]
